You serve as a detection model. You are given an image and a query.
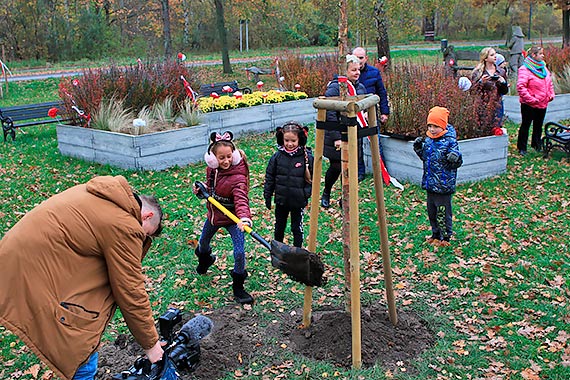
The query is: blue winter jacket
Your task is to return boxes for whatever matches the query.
[414,125,462,194]
[358,63,390,116]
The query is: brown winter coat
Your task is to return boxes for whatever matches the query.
[0,176,159,380]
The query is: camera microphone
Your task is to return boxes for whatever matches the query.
[176,315,214,344]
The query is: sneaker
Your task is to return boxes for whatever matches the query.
[519,150,527,156]
[358,174,365,182]
[321,192,331,208]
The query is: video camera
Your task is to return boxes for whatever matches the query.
[113,308,213,380]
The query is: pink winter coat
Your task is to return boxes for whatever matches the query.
[517,65,555,109]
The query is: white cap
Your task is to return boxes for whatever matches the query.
[458,77,472,92]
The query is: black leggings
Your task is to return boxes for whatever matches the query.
[323,160,341,195]
[517,103,547,152]
[274,204,304,247]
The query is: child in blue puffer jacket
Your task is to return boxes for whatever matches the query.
[413,106,463,247]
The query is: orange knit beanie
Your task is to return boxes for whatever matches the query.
[427,106,449,130]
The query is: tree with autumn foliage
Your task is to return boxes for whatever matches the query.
[472,0,569,47]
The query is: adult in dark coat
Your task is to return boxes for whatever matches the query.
[0,176,164,380]
[353,46,390,180]
[321,54,367,208]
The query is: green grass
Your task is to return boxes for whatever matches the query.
[0,119,569,379]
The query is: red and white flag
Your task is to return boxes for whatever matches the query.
[345,78,403,190]
[181,75,198,105]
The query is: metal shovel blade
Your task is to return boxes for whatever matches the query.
[194,181,325,287]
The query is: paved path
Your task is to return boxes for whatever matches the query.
[6,37,562,83]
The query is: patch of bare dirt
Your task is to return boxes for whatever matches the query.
[96,304,434,379]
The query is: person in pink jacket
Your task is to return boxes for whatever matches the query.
[516,46,555,156]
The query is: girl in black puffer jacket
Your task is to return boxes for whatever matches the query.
[264,122,314,248]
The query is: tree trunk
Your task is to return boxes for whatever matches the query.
[337,0,348,99]
[160,0,172,57]
[214,0,232,74]
[182,0,190,46]
[373,0,391,70]
[336,0,350,310]
[562,9,570,47]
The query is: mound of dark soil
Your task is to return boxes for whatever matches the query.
[97,304,434,379]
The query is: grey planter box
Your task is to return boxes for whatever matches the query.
[503,93,570,124]
[56,98,317,171]
[202,97,317,139]
[363,133,509,185]
[57,124,210,171]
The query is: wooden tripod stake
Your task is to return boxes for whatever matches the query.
[305,94,398,369]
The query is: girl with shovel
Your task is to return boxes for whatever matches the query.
[193,131,255,304]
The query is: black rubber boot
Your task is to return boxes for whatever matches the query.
[230,270,254,304]
[195,246,215,275]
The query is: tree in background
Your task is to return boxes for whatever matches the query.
[0,0,566,62]
[374,0,390,68]
[214,0,232,74]
[160,0,173,57]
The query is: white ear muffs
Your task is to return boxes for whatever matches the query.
[204,151,219,169]
[232,149,242,165]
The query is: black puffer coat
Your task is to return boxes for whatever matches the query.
[323,77,367,161]
[264,147,314,209]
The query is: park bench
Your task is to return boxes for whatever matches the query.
[442,44,510,77]
[244,66,274,82]
[541,121,570,158]
[1,101,74,141]
[199,80,252,97]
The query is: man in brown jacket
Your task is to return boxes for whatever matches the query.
[0,175,164,380]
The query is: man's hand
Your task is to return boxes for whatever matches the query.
[380,114,389,124]
[144,340,165,364]
[265,197,272,210]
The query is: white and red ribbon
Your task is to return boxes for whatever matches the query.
[346,81,403,190]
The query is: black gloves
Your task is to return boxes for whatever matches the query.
[265,197,272,210]
[446,151,463,169]
[413,136,425,156]
[447,151,460,163]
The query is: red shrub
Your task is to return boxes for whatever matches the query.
[543,44,570,76]
[278,50,338,97]
[384,61,500,140]
[59,60,199,126]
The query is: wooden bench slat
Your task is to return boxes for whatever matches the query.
[1,101,73,142]
[198,80,252,97]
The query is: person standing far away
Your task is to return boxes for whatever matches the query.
[507,25,525,77]
[470,47,509,130]
[264,121,314,248]
[0,175,164,380]
[352,46,390,182]
[516,45,555,156]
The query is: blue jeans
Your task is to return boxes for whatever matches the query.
[73,351,98,380]
[199,219,246,273]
